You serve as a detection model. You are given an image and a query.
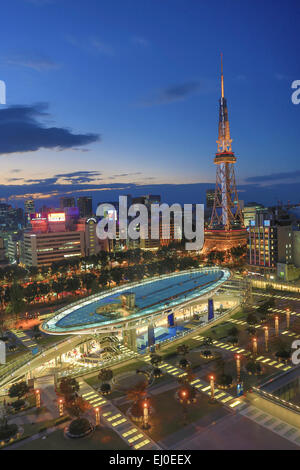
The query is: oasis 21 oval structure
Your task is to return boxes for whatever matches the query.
[41,268,231,354]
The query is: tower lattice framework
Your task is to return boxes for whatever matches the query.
[209,54,245,231]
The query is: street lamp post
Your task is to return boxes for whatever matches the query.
[143,401,149,429]
[286,309,291,330]
[58,399,64,417]
[264,326,269,352]
[35,389,40,409]
[275,315,279,337]
[95,407,100,426]
[235,354,241,383]
[252,337,257,356]
[210,375,215,401]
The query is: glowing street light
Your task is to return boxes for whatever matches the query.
[286,308,291,330]
[275,315,279,337]
[35,389,40,408]
[210,375,215,401]
[264,326,269,352]
[252,337,257,356]
[235,354,241,383]
[143,401,149,429]
[58,399,64,417]
[95,407,100,426]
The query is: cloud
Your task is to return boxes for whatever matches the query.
[132,36,150,47]
[55,171,102,184]
[109,172,142,179]
[275,73,291,81]
[22,171,102,186]
[245,171,300,183]
[0,103,100,154]
[2,181,300,209]
[66,35,114,56]
[90,39,114,56]
[141,81,202,106]
[7,54,59,71]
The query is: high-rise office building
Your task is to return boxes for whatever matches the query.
[206,189,215,209]
[21,211,85,266]
[60,197,75,209]
[243,202,265,227]
[77,196,93,217]
[24,199,35,225]
[247,220,278,273]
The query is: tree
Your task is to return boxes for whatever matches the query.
[177,344,189,357]
[100,383,111,395]
[246,313,258,325]
[153,367,162,378]
[217,374,233,387]
[58,377,80,403]
[6,282,26,322]
[246,360,261,375]
[215,251,225,263]
[247,326,256,336]
[127,381,147,404]
[68,417,91,436]
[0,408,18,440]
[98,368,113,383]
[179,358,190,369]
[150,354,162,368]
[275,349,291,361]
[228,326,238,337]
[202,337,213,347]
[177,370,195,386]
[68,396,90,417]
[9,381,30,399]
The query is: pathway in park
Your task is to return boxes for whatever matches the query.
[79,380,160,450]
[10,329,39,354]
[193,334,293,371]
[141,352,300,448]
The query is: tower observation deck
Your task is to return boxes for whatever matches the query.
[204,55,248,253]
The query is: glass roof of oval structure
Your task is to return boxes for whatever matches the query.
[42,268,230,334]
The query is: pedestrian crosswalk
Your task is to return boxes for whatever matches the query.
[254,292,300,302]
[79,380,159,450]
[229,316,300,340]
[142,354,245,411]
[10,329,39,353]
[192,334,293,372]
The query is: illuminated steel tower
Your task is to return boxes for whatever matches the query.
[204,55,247,252]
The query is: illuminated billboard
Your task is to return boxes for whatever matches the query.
[48,213,66,222]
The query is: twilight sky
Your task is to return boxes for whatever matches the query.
[0,0,300,208]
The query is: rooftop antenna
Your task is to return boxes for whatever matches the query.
[221,52,224,98]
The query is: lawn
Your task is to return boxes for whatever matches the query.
[16,426,130,450]
[85,359,145,389]
[35,334,71,348]
[118,387,226,442]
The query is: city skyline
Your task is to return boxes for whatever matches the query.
[0,0,299,207]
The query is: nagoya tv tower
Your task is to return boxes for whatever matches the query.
[204,54,248,253]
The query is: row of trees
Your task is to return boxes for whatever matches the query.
[0,253,200,331]
[0,246,187,285]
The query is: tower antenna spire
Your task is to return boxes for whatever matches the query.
[221,52,224,98]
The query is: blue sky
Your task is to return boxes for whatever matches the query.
[0,0,299,208]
